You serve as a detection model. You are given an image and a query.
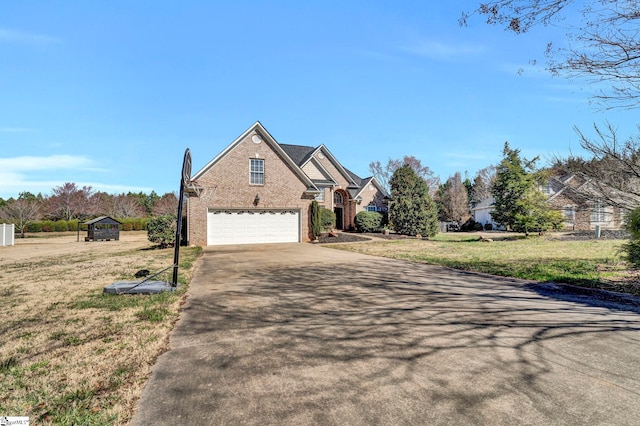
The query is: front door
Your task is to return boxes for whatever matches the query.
[334,207,343,230]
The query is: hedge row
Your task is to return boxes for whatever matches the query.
[22,218,148,233]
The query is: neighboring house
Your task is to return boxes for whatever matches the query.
[544,173,625,231]
[186,121,388,246]
[471,173,625,231]
[470,196,504,230]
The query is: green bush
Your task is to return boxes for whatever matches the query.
[68,219,79,231]
[147,215,176,248]
[41,220,55,232]
[483,223,493,231]
[54,220,68,232]
[354,211,384,233]
[118,218,146,231]
[460,218,476,232]
[624,207,640,267]
[133,218,146,230]
[26,221,43,232]
[623,240,640,267]
[320,208,336,231]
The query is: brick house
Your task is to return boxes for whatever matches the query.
[186,121,388,246]
[471,172,625,231]
[544,173,625,231]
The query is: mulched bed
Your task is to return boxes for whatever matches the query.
[549,230,630,241]
[315,233,372,244]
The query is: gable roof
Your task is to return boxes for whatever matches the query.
[192,121,384,198]
[84,216,121,225]
[279,144,316,166]
[299,145,360,188]
[546,172,593,204]
[280,143,362,189]
[471,196,495,211]
[351,176,389,199]
[345,167,363,186]
[191,121,318,193]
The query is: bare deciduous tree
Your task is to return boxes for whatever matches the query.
[152,193,178,216]
[87,191,111,217]
[109,194,146,218]
[368,156,440,194]
[463,0,640,109]
[43,182,95,221]
[555,122,640,210]
[439,172,471,223]
[0,196,41,238]
[470,165,496,204]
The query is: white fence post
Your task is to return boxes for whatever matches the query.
[1,223,15,246]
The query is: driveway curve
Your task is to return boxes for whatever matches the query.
[132,243,640,425]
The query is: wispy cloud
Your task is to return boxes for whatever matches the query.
[400,39,485,60]
[0,155,92,197]
[84,182,154,194]
[0,155,92,172]
[0,155,151,198]
[0,29,61,45]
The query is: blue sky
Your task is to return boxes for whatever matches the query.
[1,1,637,199]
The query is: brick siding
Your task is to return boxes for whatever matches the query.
[187,130,313,246]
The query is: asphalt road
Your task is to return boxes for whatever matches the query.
[131,243,640,425]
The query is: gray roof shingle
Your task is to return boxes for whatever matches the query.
[279,144,316,166]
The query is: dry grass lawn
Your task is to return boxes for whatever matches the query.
[0,231,202,424]
[329,232,640,295]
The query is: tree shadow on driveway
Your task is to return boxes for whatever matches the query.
[134,249,640,426]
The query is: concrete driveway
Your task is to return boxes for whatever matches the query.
[132,243,640,425]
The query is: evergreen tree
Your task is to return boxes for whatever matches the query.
[389,165,438,237]
[310,200,321,239]
[492,142,563,233]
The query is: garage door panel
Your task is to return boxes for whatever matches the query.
[207,209,300,245]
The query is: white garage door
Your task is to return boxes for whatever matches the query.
[207,209,300,245]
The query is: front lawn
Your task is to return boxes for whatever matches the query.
[0,232,202,425]
[328,233,640,295]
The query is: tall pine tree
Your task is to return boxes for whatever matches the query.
[491,142,563,233]
[389,165,439,237]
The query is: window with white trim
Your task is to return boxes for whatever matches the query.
[365,202,381,212]
[250,159,264,185]
[562,206,575,221]
[590,200,606,222]
[315,187,325,202]
[334,192,343,204]
[540,181,553,195]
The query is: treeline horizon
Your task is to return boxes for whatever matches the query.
[0,182,179,225]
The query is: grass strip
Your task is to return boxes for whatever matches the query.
[328,234,637,295]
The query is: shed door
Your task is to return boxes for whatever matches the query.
[207,209,300,245]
